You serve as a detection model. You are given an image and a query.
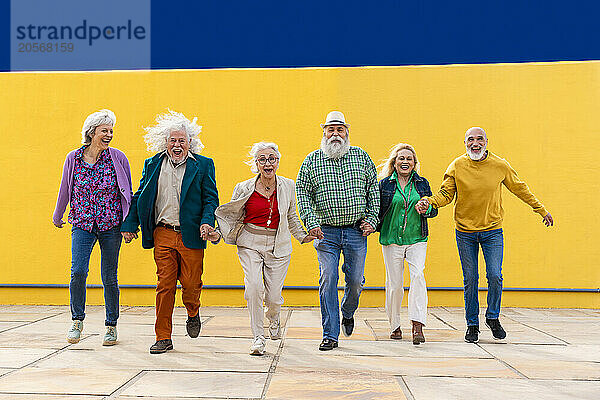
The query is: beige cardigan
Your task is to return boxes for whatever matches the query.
[214,175,308,257]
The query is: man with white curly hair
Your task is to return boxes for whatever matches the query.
[121,110,219,354]
[296,111,380,351]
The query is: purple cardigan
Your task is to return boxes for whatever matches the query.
[53,147,133,226]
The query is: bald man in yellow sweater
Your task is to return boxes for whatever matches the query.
[417,127,553,343]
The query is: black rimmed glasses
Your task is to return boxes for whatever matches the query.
[256,156,279,165]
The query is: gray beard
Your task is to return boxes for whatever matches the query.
[466,146,487,160]
[321,136,350,159]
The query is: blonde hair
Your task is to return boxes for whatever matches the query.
[378,143,420,179]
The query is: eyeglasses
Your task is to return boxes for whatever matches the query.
[256,156,279,165]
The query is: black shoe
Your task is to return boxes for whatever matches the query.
[485,318,507,340]
[186,313,201,338]
[318,338,338,351]
[341,317,354,337]
[150,339,173,354]
[465,326,480,343]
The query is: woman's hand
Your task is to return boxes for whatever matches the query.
[53,219,65,228]
[121,232,138,243]
[302,235,317,243]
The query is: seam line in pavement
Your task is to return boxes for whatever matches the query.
[398,375,416,400]
[476,343,530,379]
[260,308,291,399]
[503,315,571,345]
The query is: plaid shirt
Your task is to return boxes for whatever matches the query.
[296,146,380,230]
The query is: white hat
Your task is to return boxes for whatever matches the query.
[320,111,350,129]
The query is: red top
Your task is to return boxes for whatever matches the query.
[244,190,280,229]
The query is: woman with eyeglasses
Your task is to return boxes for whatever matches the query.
[207,142,315,355]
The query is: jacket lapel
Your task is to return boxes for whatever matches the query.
[180,154,199,203]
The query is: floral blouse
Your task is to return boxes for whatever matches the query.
[68,147,122,232]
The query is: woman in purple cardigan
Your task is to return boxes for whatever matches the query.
[53,109,133,346]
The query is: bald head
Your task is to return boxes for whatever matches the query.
[464,127,488,161]
[465,127,487,141]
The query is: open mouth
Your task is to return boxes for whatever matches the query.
[101,138,112,145]
[172,148,183,157]
[263,167,274,174]
[399,165,410,170]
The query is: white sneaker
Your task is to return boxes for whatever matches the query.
[249,335,266,355]
[269,320,281,340]
[102,326,118,346]
[67,320,84,344]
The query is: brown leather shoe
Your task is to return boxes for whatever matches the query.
[412,321,425,345]
[390,326,402,340]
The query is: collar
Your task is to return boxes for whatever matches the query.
[390,170,418,182]
[163,150,192,167]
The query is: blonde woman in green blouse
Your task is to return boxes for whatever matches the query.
[377,144,438,345]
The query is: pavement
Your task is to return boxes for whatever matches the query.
[0,305,598,399]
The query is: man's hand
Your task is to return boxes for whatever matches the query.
[542,213,554,227]
[415,198,430,214]
[53,219,65,228]
[309,227,324,240]
[360,221,375,236]
[206,230,221,242]
[121,232,138,243]
[200,224,215,240]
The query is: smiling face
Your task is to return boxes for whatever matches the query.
[394,148,416,177]
[465,128,488,160]
[90,124,113,150]
[255,148,279,179]
[324,124,348,143]
[166,130,190,163]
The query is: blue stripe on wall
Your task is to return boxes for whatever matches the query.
[1,1,599,71]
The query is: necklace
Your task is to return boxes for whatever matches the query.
[266,193,275,226]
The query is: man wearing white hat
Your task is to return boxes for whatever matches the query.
[296,111,380,351]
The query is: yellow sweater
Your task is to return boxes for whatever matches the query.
[427,151,548,232]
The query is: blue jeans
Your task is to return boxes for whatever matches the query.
[314,225,367,340]
[70,225,122,326]
[455,229,504,327]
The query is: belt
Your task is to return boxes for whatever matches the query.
[157,222,181,232]
[244,223,277,236]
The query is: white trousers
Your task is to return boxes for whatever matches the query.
[236,225,291,338]
[382,242,428,332]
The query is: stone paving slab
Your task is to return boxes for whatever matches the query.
[0,348,56,368]
[480,343,600,362]
[266,368,407,399]
[404,376,600,400]
[119,371,267,398]
[0,367,139,395]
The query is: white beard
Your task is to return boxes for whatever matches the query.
[321,135,350,159]
[466,145,487,160]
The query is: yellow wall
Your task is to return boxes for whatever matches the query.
[1,62,598,308]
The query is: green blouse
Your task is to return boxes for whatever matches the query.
[379,171,430,246]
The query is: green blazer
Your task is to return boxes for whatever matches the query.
[121,152,219,249]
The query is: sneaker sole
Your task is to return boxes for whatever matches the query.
[250,348,265,356]
[67,337,80,344]
[464,338,479,343]
[102,340,117,346]
[149,345,173,354]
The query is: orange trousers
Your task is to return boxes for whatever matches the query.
[153,226,204,340]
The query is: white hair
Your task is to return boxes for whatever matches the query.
[81,109,116,145]
[245,142,281,174]
[320,131,350,159]
[143,110,204,153]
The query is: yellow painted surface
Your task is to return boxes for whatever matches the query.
[0,62,598,307]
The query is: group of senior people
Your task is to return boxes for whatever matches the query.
[53,108,553,355]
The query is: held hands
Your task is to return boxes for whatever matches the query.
[302,235,317,243]
[542,213,554,227]
[415,198,430,214]
[53,219,65,228]
[360,221,375,237]
[121,231,138,243]
[200,224,221,242]
[309,227,324,240]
